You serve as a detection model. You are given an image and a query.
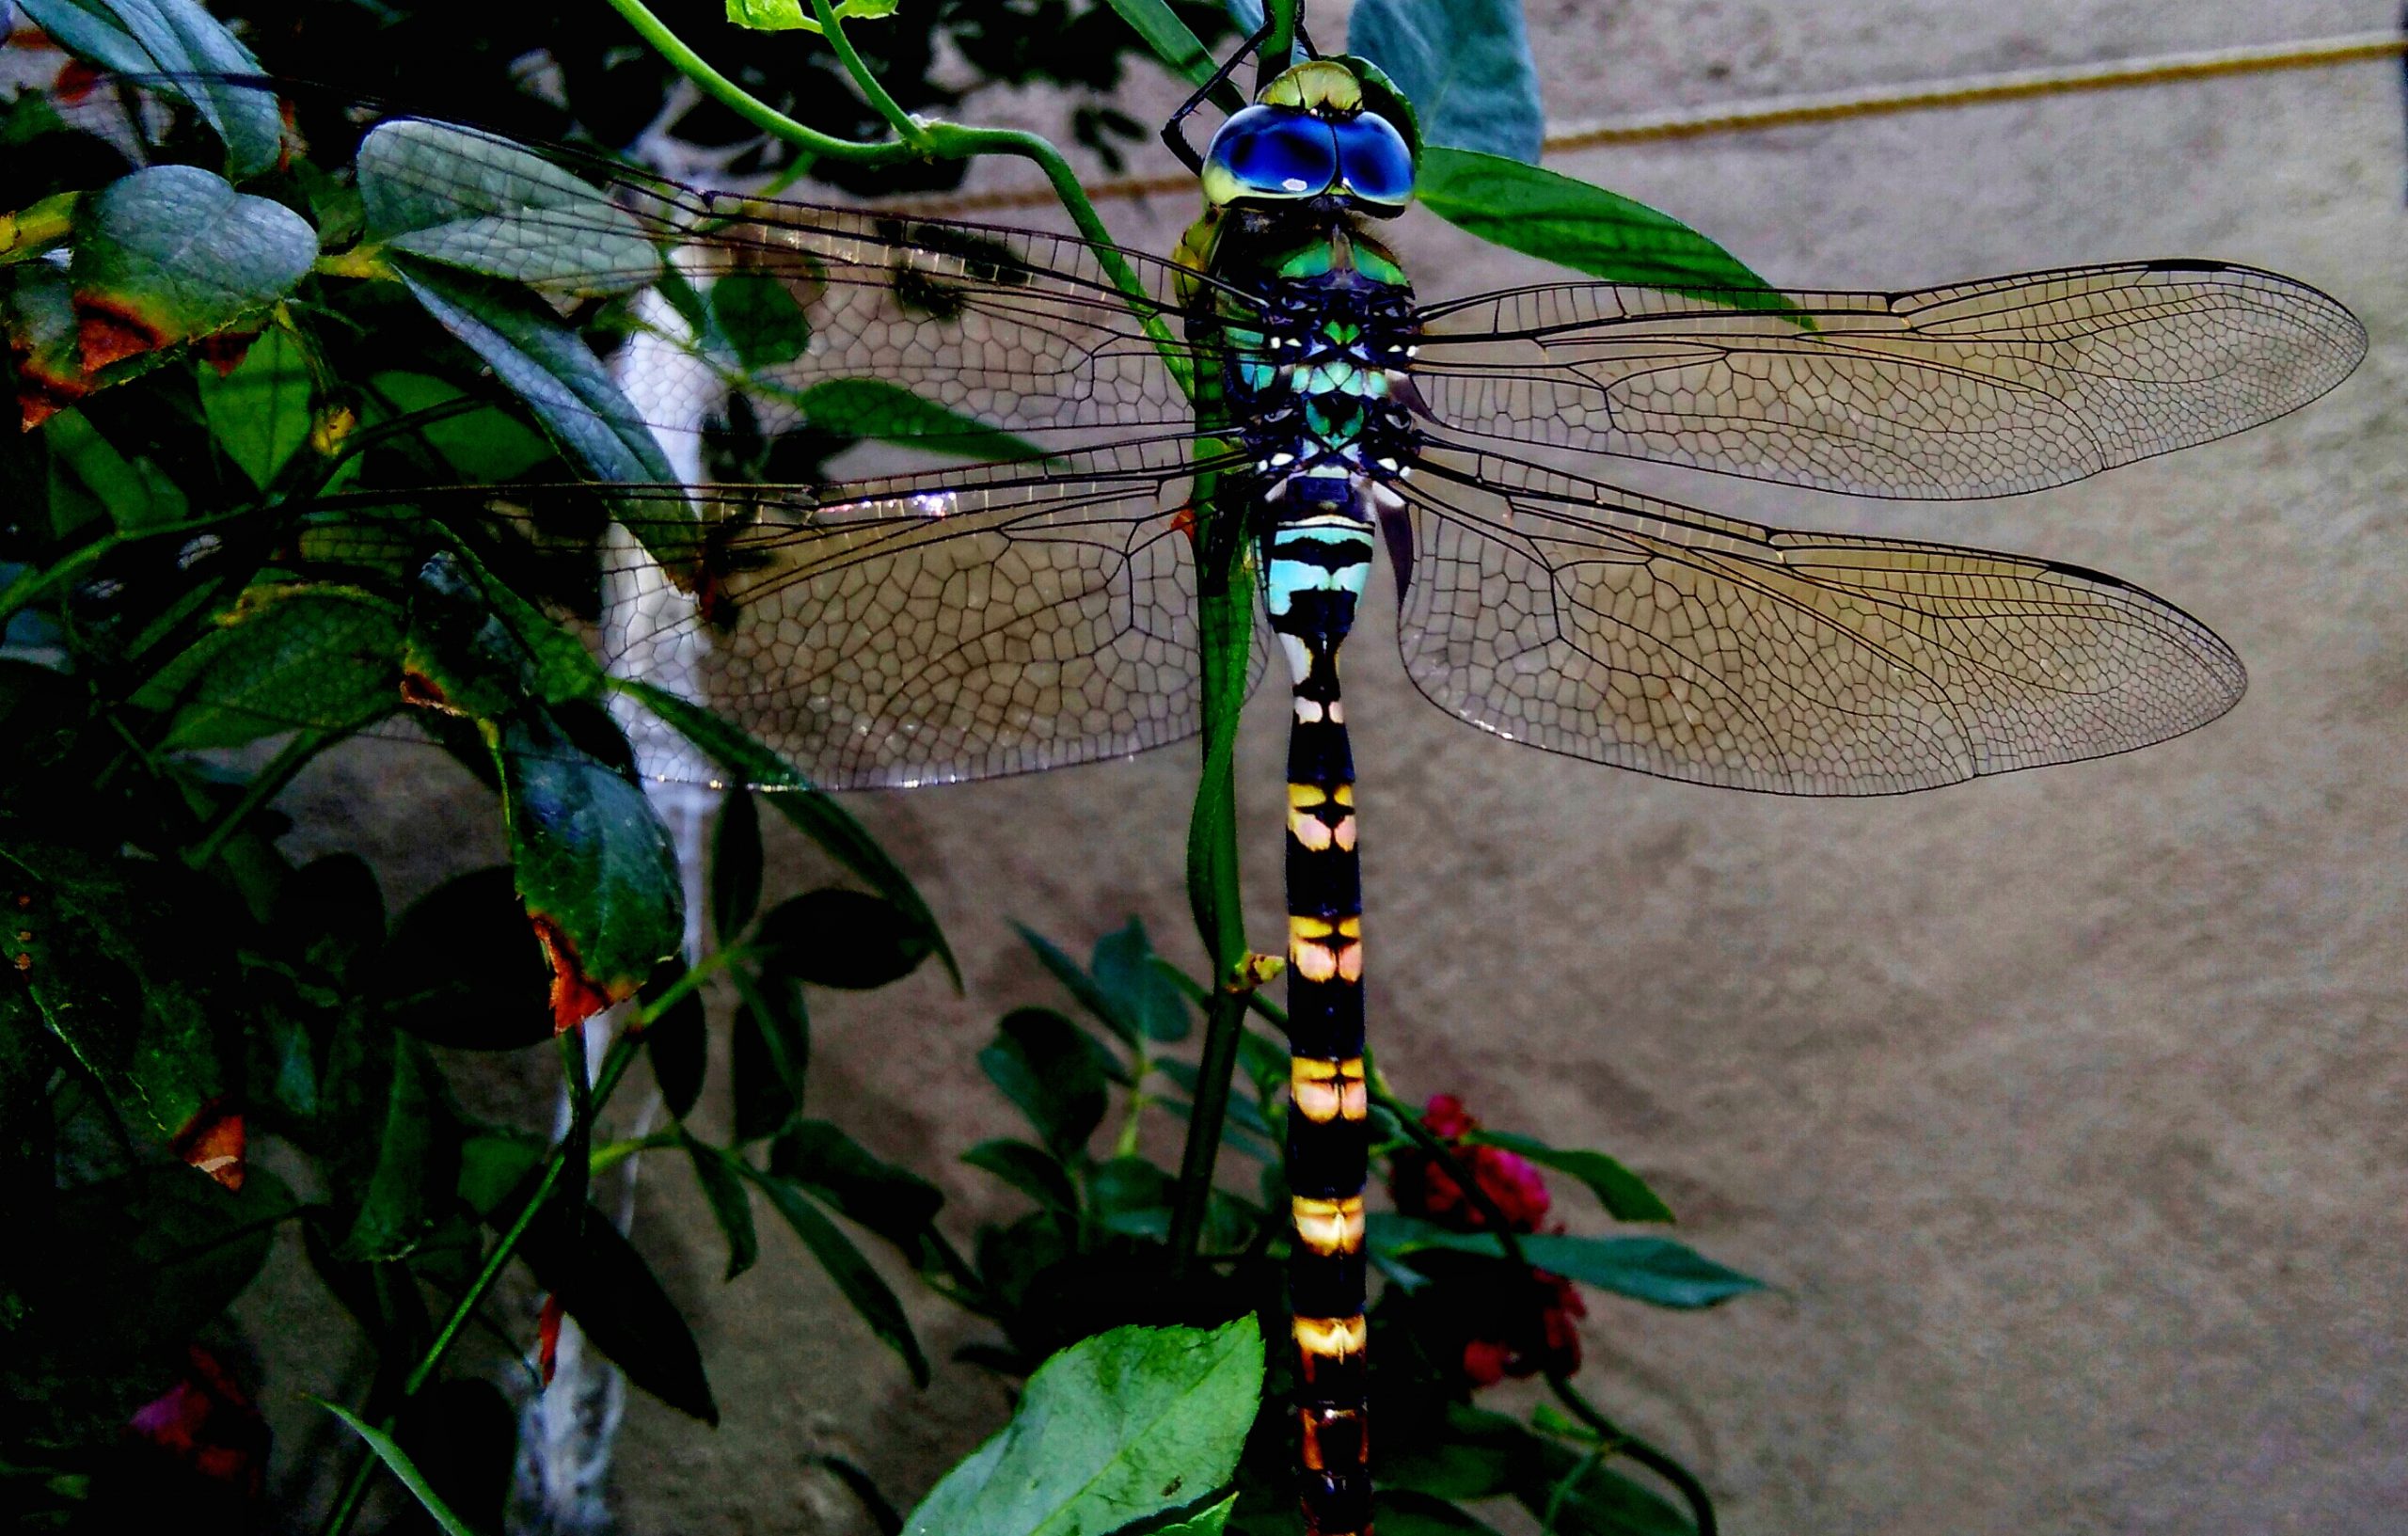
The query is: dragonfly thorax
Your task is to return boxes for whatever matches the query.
[1198,225,1422,525]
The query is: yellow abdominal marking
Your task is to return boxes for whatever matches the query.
[1291,1056,1369,1123]
[1292,1195,1368,1255]
[1288,783,1333,848]
[1333,814,1357,851]
[1293,1313,1369,1358]
[1294,695,1324,722]
[1288,914,1362,983]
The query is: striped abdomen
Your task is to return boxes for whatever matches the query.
[1267,499,1375,1535]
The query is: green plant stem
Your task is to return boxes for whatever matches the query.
[1380,1088,1720,1536]
[601,0,1187,381]
[1257,0,1299,91]
[590,1130,682,1176]
[1541,1443,1604,1536]
[1545,1376,1719,1536]
[319,1029,647,1536]
[184,730,330,868]
[600,0,915,166]
[1167,541,1254,1273]
[1113,1044,1153,1158]
[806,0,927,147]
[0,505,274,628]
[1168,987,1247,1269]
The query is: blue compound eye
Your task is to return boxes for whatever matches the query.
[1203,105,1339,205]
[1333,112,1415,207]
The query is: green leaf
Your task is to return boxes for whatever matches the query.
[613,675,956,983]
[198,324,311,490]
[642,958,707,1117]
[961,1138,1078,1213]
[134,585,406,750]
[728,966,808,1140]
[1415,150,1798,319]
[1091,917,1189,1042]
[437,542,607,708]
[1516,1234,1764,1309]
[392,261,682,532]
[456,1129,544,1219]
[707,272,812,370]
[366,370,556,481]
[12,265,91,435]
[711,788,764,943]
[1100,0,1244,110]
[1367,1215,1765,1309]
[521,1200,720,1422]
[768,1118,944,1263]
[15,0,282,178]
[1350,0,1540,162]
[1463,1130,1673,1224]
[756,886,936,990]
[1013,923,1133,1048]
[40,405,187,533]
[901,1318,1263,1536]
[315,1398,481,1536]
[749,1170,929,1385]
[796,378,1047,463]
[329,1027,453,1261]
[71,165,316,369]
[494,719,684,1029]
[1088,1154,1172,1237]
[979,1006,1108,1160]
[49,1162,293,1345]
[357,119,658,296]
[377,866,557,1050]
[726,0,898,33]
[0,841,240,1182]
[681,1132,760,1280]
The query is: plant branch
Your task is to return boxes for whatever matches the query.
[602,0,1188,385]
[600,0,917,166]
[183,730,331,868]
[1166,533,1254,1273]
[1545,1375,1719,1536]
[806,0,927,147]
[318,1029,647,1536]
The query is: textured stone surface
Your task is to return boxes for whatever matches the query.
[264,3,2407,1531]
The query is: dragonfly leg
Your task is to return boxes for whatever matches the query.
[1162,17,1279,172]
[1267,505,1375,1533]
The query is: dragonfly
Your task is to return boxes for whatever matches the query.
[8,45,2365,1536]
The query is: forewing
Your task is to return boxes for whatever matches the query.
[352,109,1214,449]
[1394,446,2245,795]
[1412,262,2364,499]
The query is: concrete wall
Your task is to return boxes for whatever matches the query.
[277,4,2406,1531]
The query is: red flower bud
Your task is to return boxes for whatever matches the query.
[1388,1094,1552,1232]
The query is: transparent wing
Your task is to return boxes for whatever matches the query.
[554,446,1245,789]
[1411,262,2364,499]
[352,108,1230,449]
[1393,444,2245,795]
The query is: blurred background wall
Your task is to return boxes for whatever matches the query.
[275,1,2406,1530]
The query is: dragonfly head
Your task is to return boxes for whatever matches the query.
[1201,60,1415,217]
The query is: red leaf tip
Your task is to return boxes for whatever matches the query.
[173,1102,247,1191]
[530,913,613,1032]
